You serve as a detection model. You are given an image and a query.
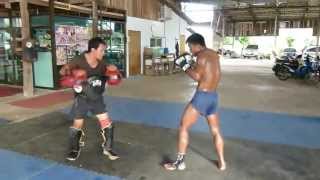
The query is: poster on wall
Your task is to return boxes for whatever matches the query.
[55,25,90,65]
[56,45,67,65]
[55,25,76,45]
[75,27,90,53]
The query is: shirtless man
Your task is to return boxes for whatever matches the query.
[164,33,226,171]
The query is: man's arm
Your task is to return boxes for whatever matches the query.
[185,56,206,81]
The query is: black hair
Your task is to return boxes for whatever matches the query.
[88,37,106,52]
[186,33,206,47]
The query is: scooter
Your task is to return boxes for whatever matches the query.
[272,55,299,78]
[308,56,320,84]
[276,55,312,81]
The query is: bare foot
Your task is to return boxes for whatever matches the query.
[218,161,226,171]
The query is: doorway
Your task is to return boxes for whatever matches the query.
[128,30,141,76]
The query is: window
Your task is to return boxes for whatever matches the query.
[308,47,320,52]
[284,48,296,53]
[246,45,258,49]
[150,37,162,47]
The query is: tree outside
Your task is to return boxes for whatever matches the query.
[286,36,295,47]
[238,36,249,56]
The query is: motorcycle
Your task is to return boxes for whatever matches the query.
[272,55,300,79]
[276,55,313,81]
[308,56,320,84]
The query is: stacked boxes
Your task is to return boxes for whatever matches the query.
[143,47,177,76]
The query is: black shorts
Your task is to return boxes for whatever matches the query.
[70,95,107,119]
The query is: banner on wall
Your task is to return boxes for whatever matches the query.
[55,25,90,65]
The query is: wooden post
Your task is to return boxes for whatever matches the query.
[92,0,98,37]
[49,0,59,89]
[20,0,34,97]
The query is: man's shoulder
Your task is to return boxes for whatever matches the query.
[204,49,218,56]
[198,49,218,60]
[197,49,219,63]
[73,53,86,61]
[70,53,87,65]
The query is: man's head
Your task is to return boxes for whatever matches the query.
[186,33,206,55]
[87,37,107,61]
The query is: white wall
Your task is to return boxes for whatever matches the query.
[126,16,164,76]
[278,28,314,52]
[126,6,189,76]
[164,6,190,53]
[192,25,213,49]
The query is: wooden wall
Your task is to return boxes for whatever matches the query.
[99,0,161,20]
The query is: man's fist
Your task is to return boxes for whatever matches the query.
[105,65,122,86]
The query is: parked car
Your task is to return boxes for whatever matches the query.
[302,46,320,60]
[281,48,297,58]
[217,48,230,56]
[242,45,260,59]
[229,50,241,58]
[218,48,241,58]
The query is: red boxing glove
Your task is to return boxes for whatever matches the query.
[105,65,122,86]
[59,75,76,88]
[72,69,87,81]
[59,69,87,88]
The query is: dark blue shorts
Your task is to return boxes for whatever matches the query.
[191,90,218,116]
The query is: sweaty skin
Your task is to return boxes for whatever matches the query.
[164,45,226,171]
[186,49,221,91]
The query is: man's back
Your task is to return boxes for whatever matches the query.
[197,49,221,91]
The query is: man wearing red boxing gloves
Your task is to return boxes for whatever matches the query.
[60,37,121,161]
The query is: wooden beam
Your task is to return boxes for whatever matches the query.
[247,6,256,35]
[221,5,320,11]
[20,0,34,97]
[92,0,98,37]
[68,0,88,4]
[161,0,194,25]
[247,6,256,20]
[49,0,59,89]
[27,0,125,19]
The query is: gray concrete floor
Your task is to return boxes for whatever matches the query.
[0,58,320,179]
[0,112,319,180]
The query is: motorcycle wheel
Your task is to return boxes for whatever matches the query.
[306,72,319,85]
[277,67,291,81]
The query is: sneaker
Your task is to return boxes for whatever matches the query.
[66,150,80,161]
[79,141,85,147]
[103,149,120,160]
[164,160,186,171]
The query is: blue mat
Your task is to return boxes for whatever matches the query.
[0,118,9,125]
[0,149,121,180]
[61,96,320,149]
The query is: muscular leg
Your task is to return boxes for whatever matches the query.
[164,104,199,170]
[207,113,226,171]
[178,104,200,154]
